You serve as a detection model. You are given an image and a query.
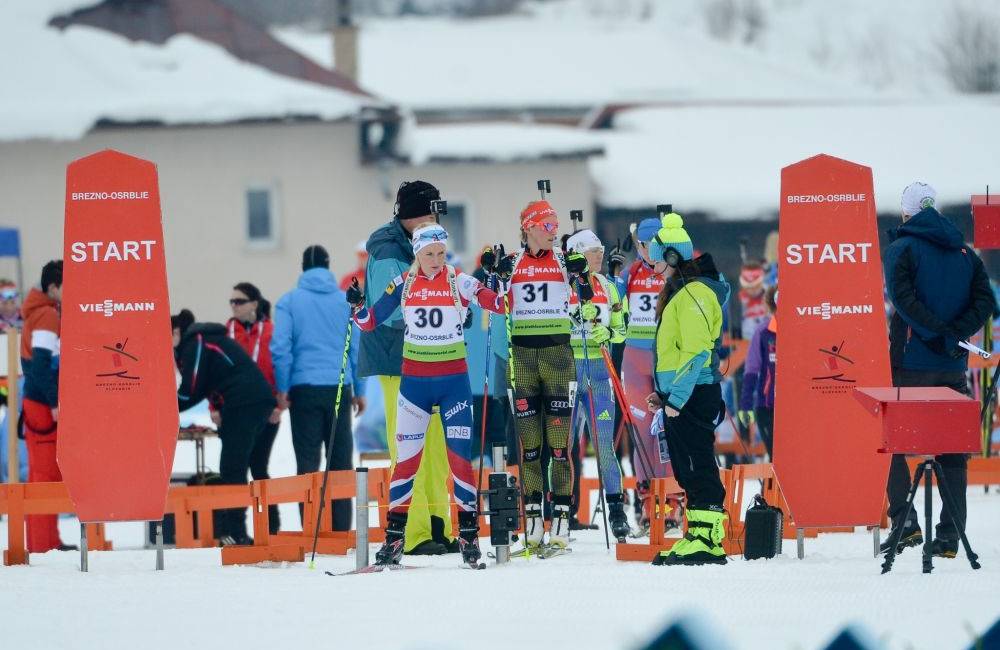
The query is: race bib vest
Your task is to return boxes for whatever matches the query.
[569,274,611,354]
[510,251,571,337]
[625,262,664,341]
[401,267,466,363]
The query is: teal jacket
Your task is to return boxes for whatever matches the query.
[359,220,413,377]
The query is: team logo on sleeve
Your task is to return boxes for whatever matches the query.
[446,426,472,440]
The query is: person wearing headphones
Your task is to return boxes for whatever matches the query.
[645,213,731,566]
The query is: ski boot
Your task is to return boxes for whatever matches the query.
[931,537,958,559]
[880,514,922,556]
[524,499,545,550]
[457,511,485,569]
[607,493,630,542]
[375,513,407,566]
[652,506,728,566]
[549,502,572,549]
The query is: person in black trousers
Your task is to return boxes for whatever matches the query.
[173,309,276,545]
[880,182,997,558]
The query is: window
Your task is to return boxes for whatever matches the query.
[437,203,468,256]
[245,187,278,247]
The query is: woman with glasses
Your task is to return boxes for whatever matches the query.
[348,223,506,568]
[218,282,283,533]
[0,279,22,331]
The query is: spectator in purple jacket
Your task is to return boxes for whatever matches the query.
[739,286,777,458]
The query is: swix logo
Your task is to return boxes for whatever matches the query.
[796,303,874,320]
[444,400,470,419]
[80,300,156,318]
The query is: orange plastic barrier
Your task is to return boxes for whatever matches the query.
[1,482,113,566]
[222,468,391,566]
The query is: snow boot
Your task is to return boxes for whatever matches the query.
[549,502,572,549]
[457,511,483,567]
[653,507,728,566]
[608,493,630,542]
[880,514,922,556]
[376,513,407,566]
[524,499,545,549]
[932,537,958,559]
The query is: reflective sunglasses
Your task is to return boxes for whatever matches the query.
[531,221,559,234]
[415,229,448,244]
[0,289,17,300]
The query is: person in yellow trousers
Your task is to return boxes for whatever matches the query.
[359,181,456,554]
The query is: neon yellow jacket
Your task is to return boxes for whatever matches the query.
[654,263,730,410]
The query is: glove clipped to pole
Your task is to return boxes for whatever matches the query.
[346,277,365,310]
[480,244,514,281]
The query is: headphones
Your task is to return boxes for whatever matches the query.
[653,233,682,269]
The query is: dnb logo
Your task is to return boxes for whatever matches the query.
[446,426,472,440]
[810,340,856,395]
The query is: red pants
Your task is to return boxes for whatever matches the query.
[23,398,63,553]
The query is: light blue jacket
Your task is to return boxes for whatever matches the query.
[271,268,364,395]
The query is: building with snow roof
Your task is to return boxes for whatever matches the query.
[0,0,601,319]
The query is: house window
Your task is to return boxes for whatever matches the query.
[246,187,278,247]
[438,203,468,256]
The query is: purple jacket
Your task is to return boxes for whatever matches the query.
[740,316,775,411]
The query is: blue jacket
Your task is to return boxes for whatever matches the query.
[359,220,413,377]
[883,207,996,372]
[271,268,364,395]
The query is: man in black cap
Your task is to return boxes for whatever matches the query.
[270,244,366,531]
[359,180,455,555]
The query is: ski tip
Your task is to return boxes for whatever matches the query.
[324,571,336,576]
[308,561,316,570]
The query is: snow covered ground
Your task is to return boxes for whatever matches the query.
[2,403,999,649]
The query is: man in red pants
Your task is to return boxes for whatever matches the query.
[20,260,74,552]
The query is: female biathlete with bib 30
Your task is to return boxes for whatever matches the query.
[348,224,507,568]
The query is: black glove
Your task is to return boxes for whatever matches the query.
[495,254,514,280]
[479,246,497,272]
[608,245,626,276]
[924,331,965,359]
[566,251,588,276]
[346,278,365,308]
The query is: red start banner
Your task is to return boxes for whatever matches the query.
[59,150,179,522]
[773,154,892,528]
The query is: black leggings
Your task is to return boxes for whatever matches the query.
[663,383,726,510]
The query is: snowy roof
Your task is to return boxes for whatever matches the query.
[0,2,376,142]
[590,100,1000,218]
[271,6,876,112]
[401,121,603,165]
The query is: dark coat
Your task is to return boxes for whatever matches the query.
[176,323,275,413]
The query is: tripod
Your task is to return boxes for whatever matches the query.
[881,456,981,574]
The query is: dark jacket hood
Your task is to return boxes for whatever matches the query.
[892,207,964,250]
[181,322,226,344]
[671,253,731,306]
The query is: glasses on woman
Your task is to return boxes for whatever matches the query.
[0,289,17,301]
[229,298,251,306]
[532,221,559,234]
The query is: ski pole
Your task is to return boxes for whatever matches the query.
[308,316,354,569]
[476,273,497,515]
[599,346,657,481]
[576,275,611,550]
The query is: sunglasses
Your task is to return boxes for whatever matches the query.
[0,289,17,300]
[229,298,252,306]
[530,221,559,234]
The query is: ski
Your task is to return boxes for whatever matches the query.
[536,545,573,559]
[464,561,487,570]
[326,563,424,576]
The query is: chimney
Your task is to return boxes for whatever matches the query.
[333,0,358,82]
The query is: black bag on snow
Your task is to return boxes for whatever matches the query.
[743,493,783,560]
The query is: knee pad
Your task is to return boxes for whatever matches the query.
[545,397,573,417]
[523,446,541,463]
[513,396,541,420]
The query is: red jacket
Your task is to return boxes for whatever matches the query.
[225,317,276,390]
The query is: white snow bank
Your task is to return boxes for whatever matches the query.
[591,100,1000,217]
[402,121,603,164]
[0,3,372,142]
[272,10,874,111]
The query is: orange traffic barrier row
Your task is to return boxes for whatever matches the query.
[0,482,112,566]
